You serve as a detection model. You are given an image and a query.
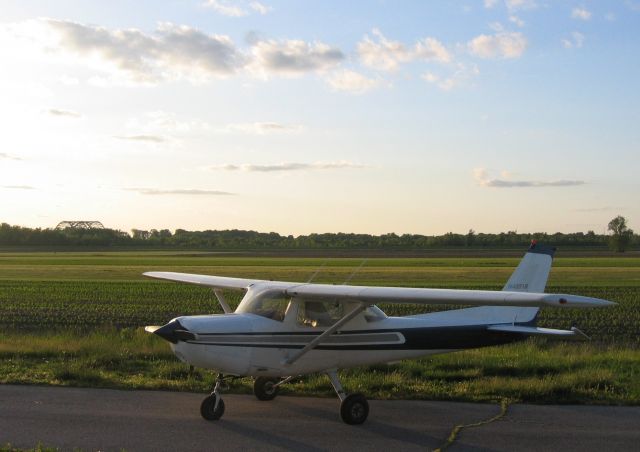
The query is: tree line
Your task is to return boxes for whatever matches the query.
[0,217,635,251]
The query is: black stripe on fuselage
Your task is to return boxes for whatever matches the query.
[184,325,527,350]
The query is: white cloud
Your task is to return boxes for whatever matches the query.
[484,0,499,8]
[46,108,81,118]
[414,37,452,63]
[249,39,344,76]
[114,135,166,143]
[250,1,272,15]
[468,32,527,59]
[203,0,248,17]
[223,122,303,134]
[571,7,592,21]
[209,161,367,172]
[473,168,585,188]
[357,29,410,71]
[505,0,537,11]
[562,32,585,49]
[326,70,381,94]
[605,12,616,21]
[2,185,35,190]
[203,0,272,17]
[0,153,23,161]
[7,19,346,84]
[509,15,525,27]
[422,63,479,91]
[126,187,234,195]
[357,29,451,72]
[28,19,244,83]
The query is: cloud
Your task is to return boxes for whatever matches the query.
[42,19,244,83]
[562,32,585,49]
[126,187,234,195]
[2,185,35,190]
[0,152,23,161]
[114,135,166,143]
[203,1,272,17]
[223,122,303,134]
[326,70,382,94]
[468,32,527,59]
[484,0,499,8]
[209,161,367,172]
[508,15,525,27]
[571,7,592,21]
[357,29,451,72]
[473,168,585,188]
[203,0,248,17]
[505,0,537,11]
[574,206,624,213]
[250,1,272,15]
[249,39,344,76]
[47,108,81,118]
[422,63,479,91]
[414,37,452,63]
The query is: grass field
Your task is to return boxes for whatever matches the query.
[0,251,638,404]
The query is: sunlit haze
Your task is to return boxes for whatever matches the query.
[1,1,638,235]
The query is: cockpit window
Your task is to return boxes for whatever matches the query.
[297,301,344,327]
[236,289,290,321]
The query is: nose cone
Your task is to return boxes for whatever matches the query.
[148,319,196,343]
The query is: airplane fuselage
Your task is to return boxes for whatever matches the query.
[160,311,524,377]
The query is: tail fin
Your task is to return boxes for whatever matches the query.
[503,241,555,293]
[495,241,556,324]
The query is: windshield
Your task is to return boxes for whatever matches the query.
[236,288,290,321]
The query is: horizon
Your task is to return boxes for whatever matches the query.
[1,1,638,235]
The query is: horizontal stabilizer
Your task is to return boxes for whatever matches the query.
[488,325,590,340]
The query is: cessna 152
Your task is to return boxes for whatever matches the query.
[145,243,614,425]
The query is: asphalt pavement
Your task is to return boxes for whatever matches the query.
[1,385,638,451]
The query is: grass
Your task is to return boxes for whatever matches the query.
[0,329,638,404]
[0,250,638,404]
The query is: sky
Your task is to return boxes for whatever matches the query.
[0,0,638,236]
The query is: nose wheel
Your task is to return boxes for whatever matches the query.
[201,373,227,421]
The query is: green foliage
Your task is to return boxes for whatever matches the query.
[2,222,637,250]
[608,215,634,253]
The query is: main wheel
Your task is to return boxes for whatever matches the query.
[200,394,225,420]
[340,393,369,425]
[254,377,279,401]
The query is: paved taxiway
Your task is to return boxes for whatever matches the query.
[1,385,638,451]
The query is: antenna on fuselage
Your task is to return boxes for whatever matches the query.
[342,258,368,285]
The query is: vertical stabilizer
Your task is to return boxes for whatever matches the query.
[447,242,556,325]
[495,241,556,324]
[503,241,555,293]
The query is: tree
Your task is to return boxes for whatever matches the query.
[465,229,476,247]
[607,215,633,252]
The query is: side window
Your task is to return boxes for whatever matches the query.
[252,297,290,321]
[297,301,344,327]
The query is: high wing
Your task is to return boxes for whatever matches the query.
[144,271,262,290]
[143,271,614,308]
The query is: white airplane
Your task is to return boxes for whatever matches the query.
[144,243,614,425]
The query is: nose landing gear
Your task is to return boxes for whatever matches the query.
[200,373,227,421]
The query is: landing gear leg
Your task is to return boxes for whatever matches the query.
[327,369,369,425]
[200,373,226,421]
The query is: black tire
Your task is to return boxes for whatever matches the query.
[340,393,369,425]
[254,377,279,401]
[200,395,225,421]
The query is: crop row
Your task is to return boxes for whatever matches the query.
[0,280,637,343]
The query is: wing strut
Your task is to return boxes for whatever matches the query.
[213,289,232,314]
[284,302,368,366]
